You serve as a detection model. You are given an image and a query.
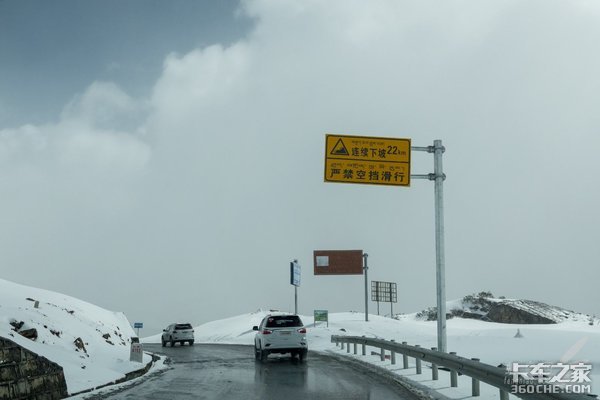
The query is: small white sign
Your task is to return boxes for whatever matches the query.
[316,256,329,267]
[130,343,143,363]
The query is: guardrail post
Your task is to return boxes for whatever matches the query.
[402,342,409,369]
[347,342,351,353]
[353,343,357,354]
[431,347,438,380]
[449,352,458,387]
[341,341,344,350]
[471,358,480,396]
[362,342,366,356]
[415,345,422,374]
[500,389,509,400]
[390,340,396,365]
[380,347,385,361]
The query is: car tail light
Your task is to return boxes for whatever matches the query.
[261,329,272,335]
[297,328,306,334]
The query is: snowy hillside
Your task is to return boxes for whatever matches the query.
[0,278,152,394]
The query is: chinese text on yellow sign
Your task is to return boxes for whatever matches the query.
[324,134,411,186]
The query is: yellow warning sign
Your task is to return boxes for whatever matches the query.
[324,134,411,186]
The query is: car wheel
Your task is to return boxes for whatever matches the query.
[299,349,307,362]
[170,337,175,347]
[260,349,268,362]
[254,345,261,360]
[161,340,166,347]
[189,340,194,346]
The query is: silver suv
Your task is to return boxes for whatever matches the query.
[253,314,307,361]
[161,323,194,347]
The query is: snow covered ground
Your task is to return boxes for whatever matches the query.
[0,278,152,395]
[145,309,600,398]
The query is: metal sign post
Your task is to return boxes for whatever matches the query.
[290,259,301,314]
[433,140,447,353]
[411,140,447,353]
[363,253,369,322]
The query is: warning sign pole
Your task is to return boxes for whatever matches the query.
[411,140,447,353]
[363,253,368,322]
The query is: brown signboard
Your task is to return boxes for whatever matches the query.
[313,250,363,275]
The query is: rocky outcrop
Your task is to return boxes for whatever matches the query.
[416,292,583,324]
[9,321,39,341]
[487,301,557,324]
[0,336,68,399]
[73,337,87,354]
[18,328,38,341]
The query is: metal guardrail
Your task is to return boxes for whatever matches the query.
[331,335,595,400]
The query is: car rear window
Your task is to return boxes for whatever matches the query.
[265,316,303,328]
[175,324,192,330]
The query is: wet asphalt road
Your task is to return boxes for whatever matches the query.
[86,343,416,400]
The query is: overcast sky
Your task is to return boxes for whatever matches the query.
[1,0,599,336]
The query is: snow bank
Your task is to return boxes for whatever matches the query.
[0,278,152,394]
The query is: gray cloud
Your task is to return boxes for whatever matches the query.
[1,0,599,335]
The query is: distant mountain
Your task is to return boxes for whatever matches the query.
[414,291,594,324]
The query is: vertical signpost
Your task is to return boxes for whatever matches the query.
[363,253,369,322]
[434,140,447,353]
[290,259,301,314]
[324,134,447,352]
[411,140,447,353]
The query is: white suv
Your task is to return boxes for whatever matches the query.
[253,314,307,361]
[161,323,194,347]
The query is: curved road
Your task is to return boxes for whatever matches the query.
[86,344,417,400]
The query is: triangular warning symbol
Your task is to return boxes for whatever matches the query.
[330,138,349,156]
